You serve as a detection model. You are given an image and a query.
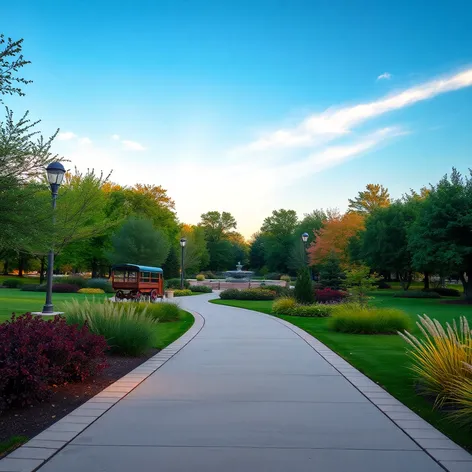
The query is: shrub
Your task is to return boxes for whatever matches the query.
[200,271,217,279]
[0,313,107,412]
[399,315,472,409]
[291,304,332,317]
[135,302,181,322]
[78,288,105,294]
[280,275,291,283]
[63,299,157,356]
[20,284,40,292]
[329,303,410,334]
[166,278,190,289]
[220,288,276,301]
[173,289,193,297]
[343,266,378,306]
[272,297,298,314]
[36,283,81,293]
[294,268,315,304]
[190,285,212,293]
[429,287,461,297]
[314,288,347,303]
[265,272,281,280]
[376,280,392,289]
[86,278,114,293]
[196,274,205,281]
[318,252,345,290]
[394,290,441,299]
[56,276,88,288]
[2,278,23,288]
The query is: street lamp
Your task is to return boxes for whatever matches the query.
[42,162,66,313]
[301,232,313,280]
[180,237,187,290]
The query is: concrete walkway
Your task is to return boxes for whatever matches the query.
[30,294,471,470]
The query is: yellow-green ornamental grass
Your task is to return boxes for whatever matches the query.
[400,315,472,425]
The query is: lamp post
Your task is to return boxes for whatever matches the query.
[301,232,312,280]
[42,162,66,314]
[180,237,187,290]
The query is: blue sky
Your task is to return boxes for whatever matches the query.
[3,0,472,237]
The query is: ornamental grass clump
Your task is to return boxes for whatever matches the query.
[272,297,298,314]
[329,303,410,334]
[135,301,181,322]
[63,299,157,356]
[272,297,332,317]
[399,315,472,417]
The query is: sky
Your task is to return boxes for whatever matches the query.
[3,0,472,238]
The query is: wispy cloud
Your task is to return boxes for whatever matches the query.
[57,131,77,141]
[111,134,120,140]
[79,137,92,144]
[377,72,392,80]
[246,68,472,152]
[121,140,146,151]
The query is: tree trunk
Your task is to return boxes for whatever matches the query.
[3,259,9,275]
[423,272,430,290]
[459,272,472,303]
[399,271,412,290]
[39,256,46,284]
[91,260,98,279]
[18,254,24,277]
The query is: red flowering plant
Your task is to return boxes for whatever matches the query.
[314,288,347,304]
[0,313,107,412]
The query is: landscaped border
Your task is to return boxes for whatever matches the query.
[0,311,205,472]
[268,314,472,472]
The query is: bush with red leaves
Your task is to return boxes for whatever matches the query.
[0,314,108,412]
[314,288,347,303]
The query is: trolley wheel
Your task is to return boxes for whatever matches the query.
[133,291,142,302]
[150,289,158,301]
[115,290,124,300]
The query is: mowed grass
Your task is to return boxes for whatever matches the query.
[0,289,194,350]
[211,294,472,450]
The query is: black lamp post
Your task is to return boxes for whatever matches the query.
[301,232,312,279]
[42,162,66,314]
[180,237,187,290]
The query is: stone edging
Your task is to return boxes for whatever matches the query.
[0,310,205,472]
[269,315,472,472]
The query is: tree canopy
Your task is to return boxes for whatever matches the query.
[348,184,390,214]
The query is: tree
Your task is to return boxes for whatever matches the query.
[109,217,170,267]
[348,184,390,214]
[408,169,472,301]
[199,211,237,242]
[162,246,180,278]
[294,267,315,304]
[318,251,345,289]
[309,212,364,267]
[260,209,299,273]
[249,232,267,270]
[0,34,31,99]
[343,266,378,306]
[181,225,210,274]
[358,202,416,290]
[287,239,307,272]
[297,210,326,243]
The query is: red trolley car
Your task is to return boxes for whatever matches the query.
[111,264,164,301]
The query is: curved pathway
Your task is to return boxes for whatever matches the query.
[7,293,472,471]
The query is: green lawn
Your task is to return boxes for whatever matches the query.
[211,295,472,451]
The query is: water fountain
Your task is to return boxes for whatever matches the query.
[224,262,254,282]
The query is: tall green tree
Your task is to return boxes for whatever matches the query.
[294,267,315,304]
[162,245,180,278]
[348,184,390,214]
[0,34,31,99]
[318,251,345,290]
[181,225,210,274]
[359,201,416,290]
[408,169,472,300]
[109,217,170,267]
[199,211,237,242]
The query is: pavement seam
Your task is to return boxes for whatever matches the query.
[0,309,206,472]
[264,313,471,472]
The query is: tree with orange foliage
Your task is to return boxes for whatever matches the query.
[308,212,364,267]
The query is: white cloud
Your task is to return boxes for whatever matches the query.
[111,134,120,140]
[79,137,92,144]
[246,68,472,151]
[57,131,77,141]
[377,72,392,80]
[121,140,146,151]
